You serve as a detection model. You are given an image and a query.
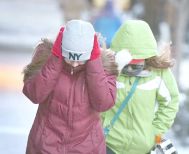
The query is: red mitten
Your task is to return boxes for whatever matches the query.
[90,34,100,60]
[52,27,64,58]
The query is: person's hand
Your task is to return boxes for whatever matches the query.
[52,27,64,58]
[101,48,119,75]
[90,34,100,60]
[115,49,132,72]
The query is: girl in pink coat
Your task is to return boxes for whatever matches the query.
[22,20,118,154]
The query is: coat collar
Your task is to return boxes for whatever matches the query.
[62,59,85,75]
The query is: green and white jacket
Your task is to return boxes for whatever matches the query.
[101,68,179,154]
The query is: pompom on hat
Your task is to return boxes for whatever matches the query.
[62,20,95,61]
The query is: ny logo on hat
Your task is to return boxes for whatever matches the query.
[69,52,83,60]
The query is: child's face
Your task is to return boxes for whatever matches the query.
[64,59,86,67]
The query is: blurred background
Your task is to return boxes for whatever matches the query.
[0,0,189,153]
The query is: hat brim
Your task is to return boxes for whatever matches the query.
[129,59,144,64]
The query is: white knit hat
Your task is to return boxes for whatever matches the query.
[62,20,95,61]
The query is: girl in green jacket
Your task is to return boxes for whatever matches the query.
[101,20,180,154]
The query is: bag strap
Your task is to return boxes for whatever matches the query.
[104,77,140,137]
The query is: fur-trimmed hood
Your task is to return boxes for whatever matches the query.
[23,39,118,82]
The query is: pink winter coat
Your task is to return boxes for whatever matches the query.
[23,41,117,154]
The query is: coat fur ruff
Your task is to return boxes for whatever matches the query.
[23,39,118,82]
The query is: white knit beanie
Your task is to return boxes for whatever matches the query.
[62,20,95,61]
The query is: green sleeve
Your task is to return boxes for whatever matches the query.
[152,68,180,135]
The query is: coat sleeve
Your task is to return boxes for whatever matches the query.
[85,57,117,112]
[22,54,63,104]
[152,68,180,135]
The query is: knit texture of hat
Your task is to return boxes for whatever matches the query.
[62,20,95,61]
[111,20,158,59]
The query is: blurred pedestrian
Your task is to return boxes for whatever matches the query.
[22,19,118,154]
[101,20,180,154]
[92,0,121,48]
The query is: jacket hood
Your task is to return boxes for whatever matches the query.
[23,39,118,81]
[111,20,158,59]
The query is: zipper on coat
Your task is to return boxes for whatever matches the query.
[67,76,75,127]
[67,73,79,129]
[71,68,73,75]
